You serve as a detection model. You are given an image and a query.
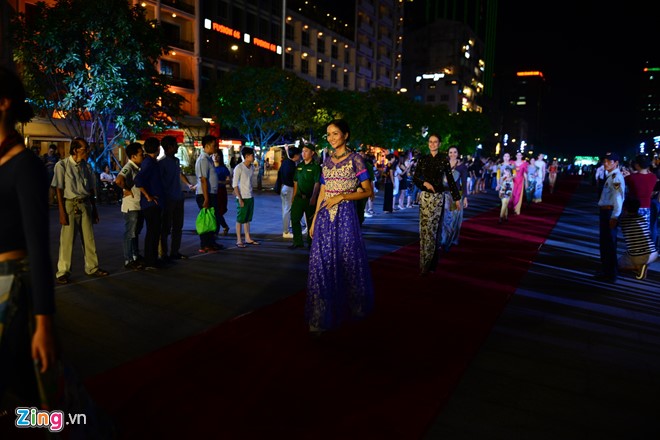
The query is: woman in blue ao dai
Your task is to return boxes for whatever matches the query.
[307,119,374,334]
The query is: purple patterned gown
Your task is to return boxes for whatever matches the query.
[306,153,374,330]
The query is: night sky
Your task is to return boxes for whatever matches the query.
[496,1,659,157]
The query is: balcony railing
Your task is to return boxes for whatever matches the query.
[160,0,195,15]
[168,39,194,52]
[168,77,194,89]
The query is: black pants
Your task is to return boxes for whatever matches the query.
[142,205,162,266]
[599,209,618,277]
[161,198,184,257]
[196,194,218,248]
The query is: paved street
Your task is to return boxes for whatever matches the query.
[48,175,660,438]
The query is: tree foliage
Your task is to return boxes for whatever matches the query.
[11,0,183,169]
[204,67,314,152]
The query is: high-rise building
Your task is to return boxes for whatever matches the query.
[404,0,497,97]
[639,62,660,154]
[499,70,546,153]
[284,0,404,92]
[402,19,485,113]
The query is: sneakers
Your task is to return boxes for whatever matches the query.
[282,232,294,239]
[635,264,648,280]
[124,260,144,270]
[364,212,373,218]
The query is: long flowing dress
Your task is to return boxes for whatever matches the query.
[526,163,537,204]
[510,160,528,214]
[441,162,467,251]
[306,153,374,331]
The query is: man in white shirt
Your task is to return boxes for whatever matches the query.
[115,142,144,269]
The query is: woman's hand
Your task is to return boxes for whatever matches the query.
[323,194,344,210]
[423,182,435,193]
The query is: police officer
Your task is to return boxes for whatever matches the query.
[289,143,321,249]
[596,152,625,282]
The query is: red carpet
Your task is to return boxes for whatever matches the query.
[85,178,579,439]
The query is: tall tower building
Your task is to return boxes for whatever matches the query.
[500,71,546,153]
[639,62,660,154]
[402,19,485,113]
[404,0,497,97]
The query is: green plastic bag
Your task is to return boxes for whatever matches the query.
[196,207,217,234]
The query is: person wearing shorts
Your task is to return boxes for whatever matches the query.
[233,147,259,248]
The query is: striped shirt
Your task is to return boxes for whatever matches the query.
[620,213,657,256]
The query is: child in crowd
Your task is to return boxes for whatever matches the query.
[233,147,259,247]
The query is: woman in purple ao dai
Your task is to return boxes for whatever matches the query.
[307,119,374,334]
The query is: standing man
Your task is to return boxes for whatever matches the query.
[115,142,144,270]
[412,134,461,276]
[195,135,223,253]
[134,137,165,270]
[233,146,259,247]
[278,146,300,239]
[595,152,625,283]
[43,143,59,205]
[52,137,109,284]
[159,135,194,260]
[290,143,321,249]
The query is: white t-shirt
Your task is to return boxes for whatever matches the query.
[118,160,141,213]
[232,162,254,199]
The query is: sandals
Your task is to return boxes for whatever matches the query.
[236,243,247,248]
[56,275,70,285]
[89,269,109,277]
[245,241,260,246]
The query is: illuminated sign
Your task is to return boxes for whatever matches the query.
[205,18,281,54]
[254,37,278,53]
[516,71,544,78]
[415,72,445,82]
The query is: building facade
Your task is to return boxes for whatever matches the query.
[639,63,660,154]
[402,19,485,113]
[284,0,404,92]
[498,70,546,153]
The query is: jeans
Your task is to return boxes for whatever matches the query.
[123,210,140,262]
[280,185,294,233]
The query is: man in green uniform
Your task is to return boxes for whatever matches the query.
[290,143,321,249]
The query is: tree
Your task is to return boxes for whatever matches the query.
[11,0,183,170]
[204,67,315,150]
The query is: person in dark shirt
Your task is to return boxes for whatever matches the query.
[134,137,165,270]
[43,144,59,204]
[0,65,57,406]
[278,146,300,238]
[159,135,194,261]
[412,134,461,276]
